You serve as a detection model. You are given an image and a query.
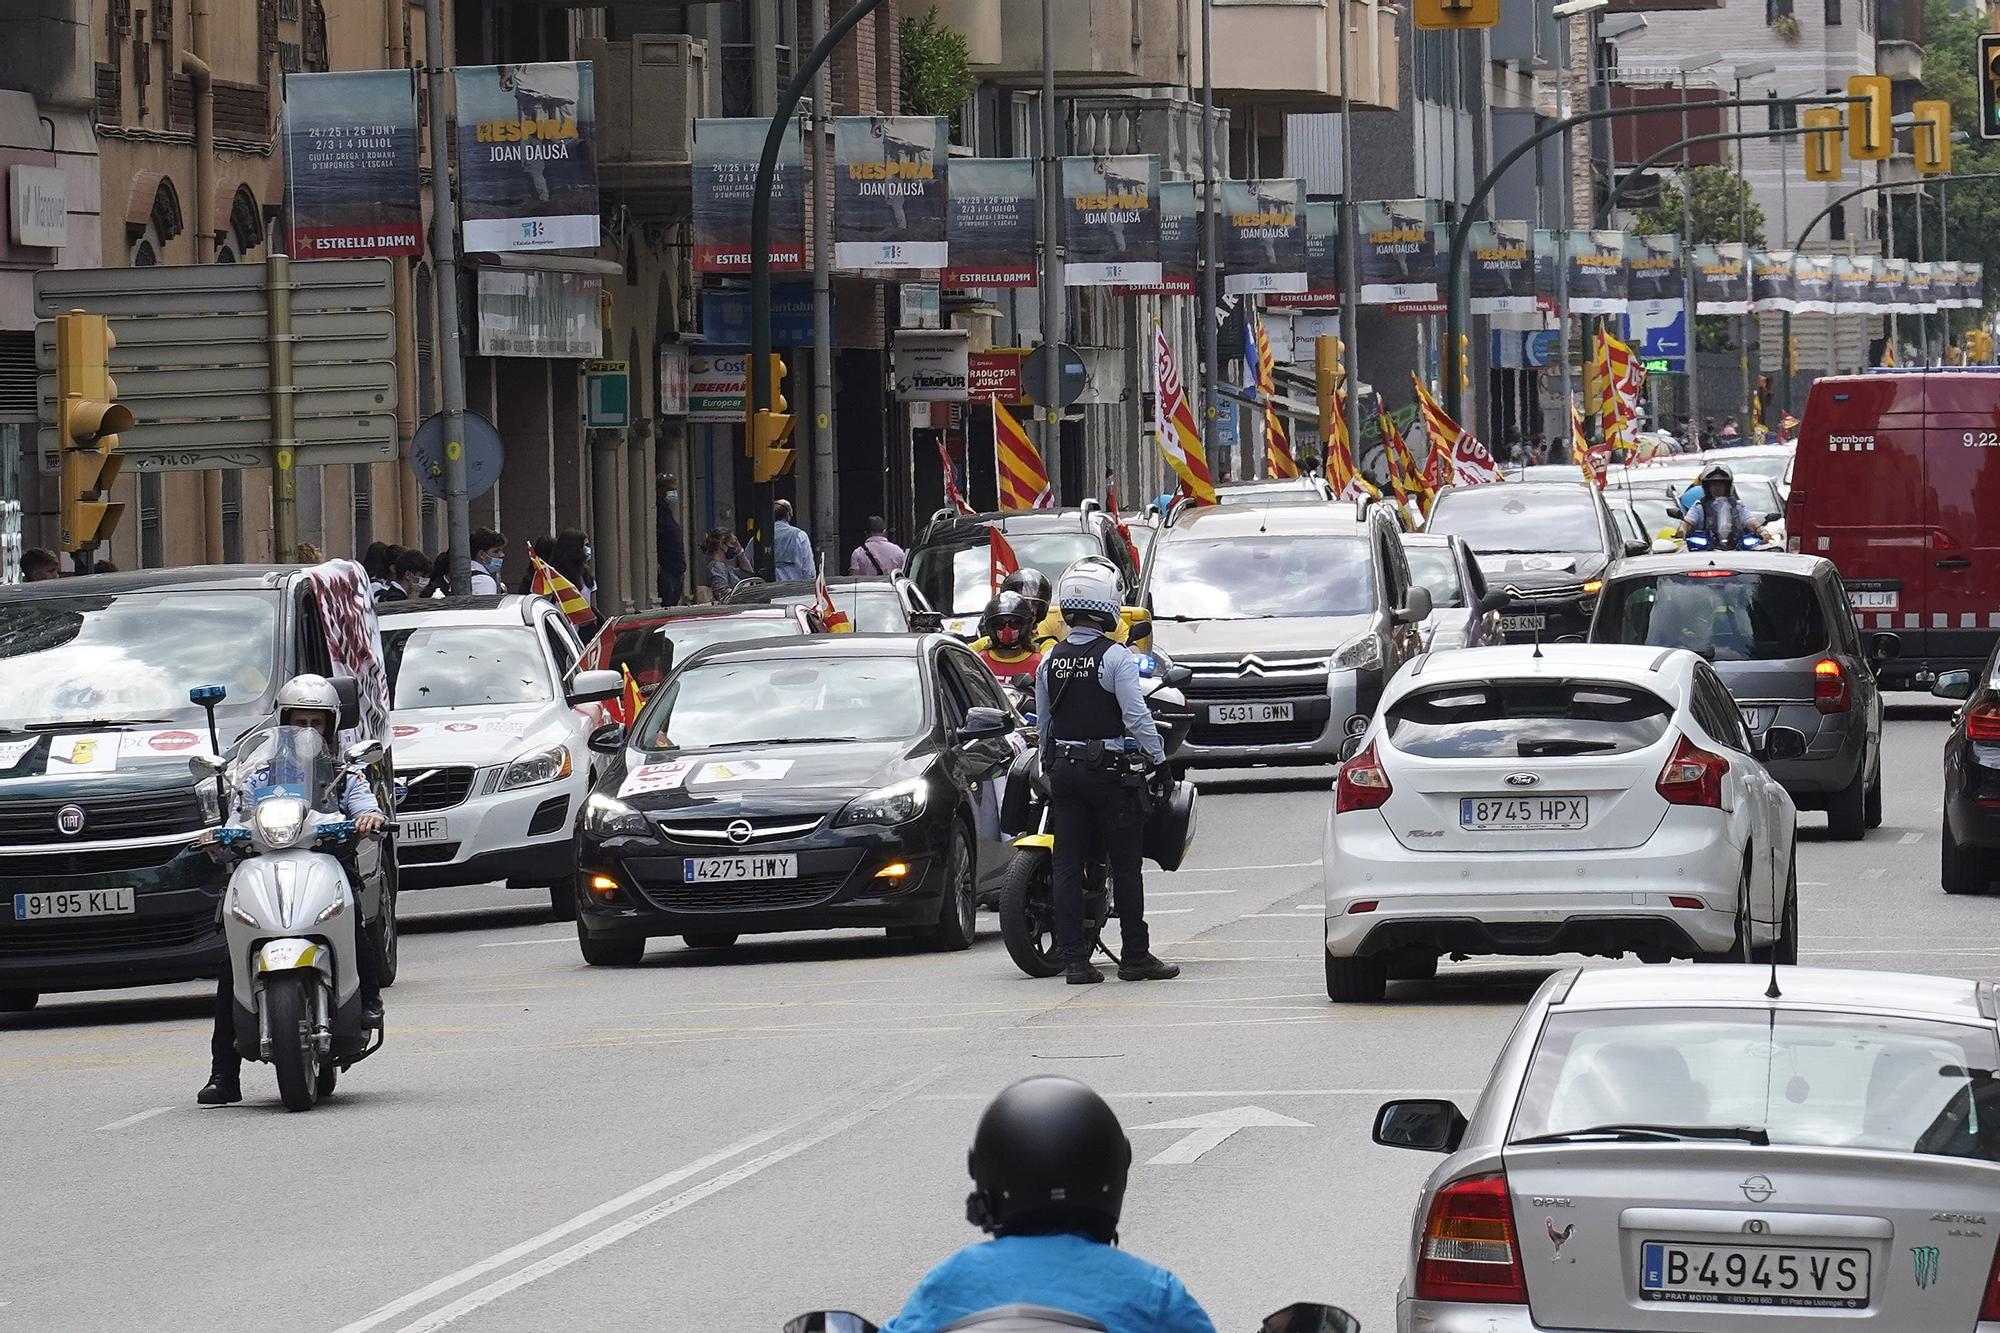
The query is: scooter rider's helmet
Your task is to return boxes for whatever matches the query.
[966,1075,1131,1242]
[1699,464,1735,501]
[1055,558,1123,634]
[998,568,1053,627]
[274,673,341,745]
[980,592,1036,652]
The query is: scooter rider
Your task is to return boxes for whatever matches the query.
[196,674,386,1107]
[973,591,1044,686]
[882,1075,1217,1333]
[1035,560,1178,986]
[1676,464,1769,547]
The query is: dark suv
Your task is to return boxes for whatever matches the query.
[1934,645,2000,894]
[1425,481,1645,643]
[905,503,1142,637]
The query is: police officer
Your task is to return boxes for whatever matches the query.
[1034,559,1178,985]
[1676,463,1770,548]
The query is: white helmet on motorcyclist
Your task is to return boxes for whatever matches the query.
[1055,557,1122,633]
[275,673,340,743]
[1698,464,1735,500]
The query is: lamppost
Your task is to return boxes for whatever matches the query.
[1676,52,1724,439]
[1732,61,1776,426]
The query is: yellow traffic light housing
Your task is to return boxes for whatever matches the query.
[747,353,795,484]
[1412,0,1497,30]
[1803,107,1845,182]
[1846,75,1892,162]
[1913,99,1952,175]
[53,311,132,553]
[1981,33,2000,140]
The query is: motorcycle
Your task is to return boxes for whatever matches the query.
[783,1303,1359,1331]
[1685,529,1768,552]
[193,725,387,1111]
[995,652,1198,979]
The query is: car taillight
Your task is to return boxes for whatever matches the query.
[1658,734,1728,808]
[1980,1237,2000,1320]
[1336,741,1392,812]
[1813,658,1849,714]
[1967,704,2000,744]
[1414,1173,1528,1304]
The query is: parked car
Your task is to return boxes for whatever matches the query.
[1399,532,1504,653]
[582,604,821,697]
[376,595,622,917]
[1210,477,1338,506]
[1322,643,1801,1000]
[1373,965,2000,1331]
[1139,502,1429,767]
[1589,551,1893,839]
[906,505,1143,637]
[1933,643,2000,894]
[726,573,938,634]
[1426,481,1643,643]
[1786,369,2000,686]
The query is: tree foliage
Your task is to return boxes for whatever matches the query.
[899,7,975,120]
[1917,0,1998,314]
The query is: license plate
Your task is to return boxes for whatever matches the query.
[399,817,449,843]
[1849,590,1898,609]
[1499,614,1546,632]
[1459,796,1588,830]
[1640,1241,1869,1309]
[12,888,136,920]
[683,854,799,883]
[1209,702,1295,725]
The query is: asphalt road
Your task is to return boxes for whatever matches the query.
[0,704,1976,1333]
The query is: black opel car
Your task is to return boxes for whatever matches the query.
[1425,481,1646,644]
[573,634,1022,961]
[1935,644,2000,895]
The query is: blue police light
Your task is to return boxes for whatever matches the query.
[1134,653,1158,678]
[190,684,227,705]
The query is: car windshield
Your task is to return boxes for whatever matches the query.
[638,656,925,749]
[1717,453,1793,488]
[908,531,1104,614]
[1386,680,1674,758]
[769,589,906,633]
[1402,546,1464,609]
[1149,535,1376,620]
[1615,491,1683,537]
[382,626,552,709]
[1512,1007,2000,1161]
[1430,489,1604,554]
[1595,572,1828,663]
[0,591,281,728]
[1214,485,1326,506]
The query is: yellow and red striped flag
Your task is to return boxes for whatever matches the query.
[1572,399,1610,489]
[1411,373,1501,487]
[993,401,1054,510]
[1150,320,1218,504]
[1323,387,1378,502]
[1378,403,1431,511]
[1104,473,1144,569]
[617,663,643,725]
[814,552,852,632]
[1245,313,1299,478]
[936,440,976,516]
[529,554,594,628]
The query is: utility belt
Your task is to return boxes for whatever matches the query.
[1050,737,1150,778]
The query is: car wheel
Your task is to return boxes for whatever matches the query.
[1863,757,1883,830]
[1697,858,1755,963]
[576,920,646,966]
[1386,952,1438,981]
[925,819,978,952]
[1754,857,1799,966]
[1324,951,1387,1002]
[998,851,1064,977]
[0,990,38,1013]
[1827,763,1868,842]
[372,880,400,989]
[548,876,579,922]
[1942,816,2000,895]
[681,932,738,949]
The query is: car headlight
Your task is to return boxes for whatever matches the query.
[1330,634,1382,672]
[835,777,930,827]
[253,796,307,850]
[582,791,649,838]
[1581,579,1603,595]
[500,743,573,791]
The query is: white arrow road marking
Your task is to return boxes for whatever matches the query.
[1133,1105,1313,1165]
[95,1106,175,1132]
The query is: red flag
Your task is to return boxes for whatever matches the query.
[814,552,851,632]
[988,525,1020,594]
[618,664,643,726]
[1104,474,1143,569]
[937,440,975,516]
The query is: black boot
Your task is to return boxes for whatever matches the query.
[1118,951,1181,981]
[197,1071,242,1106]
[361,990,384,1027]
[1065,958,1105,985]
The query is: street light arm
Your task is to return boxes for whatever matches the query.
[1791,171,2000,250]
[1602,123,1824,229]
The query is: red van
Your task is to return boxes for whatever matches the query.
[1787,369,2000,687]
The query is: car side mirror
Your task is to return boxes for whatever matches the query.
[1373,1098,1467,1153]
[1761,726,1809,763]
[330,674,362,731]
[1261,1305,1360,1333]
[1869,631,1902,665]
[1337,733,1365,763]
[1624,538,1651,557]
[588,721,627,754]
[1163,663,1193,688]
[1933,669,1974,701]
[907,610,944,635]
[188,754,225,781]
[343,739,386,769]
[1766,512,1783,525]
[1477,588,1508,615]
[956,705,1012,743]
[1395,585,1433,625]
[566,668,623,706]
[1667,504,1685,521]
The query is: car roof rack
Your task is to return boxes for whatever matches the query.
[1078,497,1102,516]
[921,506,965,543]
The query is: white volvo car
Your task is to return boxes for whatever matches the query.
[377,596,621,918]
[1322,643,1801,1001]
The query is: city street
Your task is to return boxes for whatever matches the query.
[0,702,1978,1333]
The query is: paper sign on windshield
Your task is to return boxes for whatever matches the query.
[47,734,118,773]
[621,760,696,797]
[692,759,794,785]
[0,738,40,773]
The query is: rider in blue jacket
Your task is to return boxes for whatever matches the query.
[1676,464,1769,547]
[883,1076,1216,1333]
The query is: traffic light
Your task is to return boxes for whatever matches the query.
[1846,75,1892,162]
[749,353,795,484]
[1914,99,1952,175]
[1412,0,1497,30]
[1315,336,1341,434]
[1981,33,2000,140]
[1457,334,1471,397]
[54,311,132,555]
[1803,107,1844,182]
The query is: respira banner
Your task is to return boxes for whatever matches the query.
[1355,199,1436,304]
[833,116,948,270]
[454,62,599,253]
[1220,178,1307,295]
[1061,155,1161,286]
[1468,220,1535,314]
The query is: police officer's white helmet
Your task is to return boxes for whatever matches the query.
[275,673,340,740]
[1056,558,1122,632]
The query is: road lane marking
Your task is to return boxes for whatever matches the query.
[1899,831,1924,845]
[1243,913,1319,919]
[1150,908,1195,915]
[918,1088,1476,1101]
[1149,889,1241,897]
[381,1066,947,1332]
[477,935,579,948]
[94,1106,174,1132]
[1135,1105,1312,1164]
[1172,861,1317,873]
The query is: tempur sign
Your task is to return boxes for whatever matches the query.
[9,165,67,249]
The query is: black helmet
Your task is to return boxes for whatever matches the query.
[966,1076,1131,1240]
[999,568,1053,625]
[980,591,1036,652]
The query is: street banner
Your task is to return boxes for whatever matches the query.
[1117,181,1197,296]
[833,116,948,269]
[1794,254,1836,314]
[1221,178,1307,295]
[1935,260,1964,309]
[1534,229,1561,308]
[1966,262,1985,309]
[1356,199,1437,304]
[694,118,806,273]
[454,62,599,253]
[1693,242,1749,314]
[1062,155,1161,286]
[1831,255,1872,312]
[944,158,1037,288]
[1752,250,1799,314]
[1909,262,1936,314]
[1624,234,1682,316]
[993,401,1054,509]
[1268,201,1341,309]
[1468,221,1536,314]
[1567,230,1628,314]
[1867,256,1900,311]
[281,70,422,258]
[1150,319,1218,504]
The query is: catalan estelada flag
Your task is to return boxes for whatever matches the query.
[937,440,975,516]
[529,554,594,628]
[1150,320,1218,505]
[993,401,1054,510]
[1245,313,1299,479]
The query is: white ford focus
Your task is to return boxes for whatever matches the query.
[1322,643,1801,1001]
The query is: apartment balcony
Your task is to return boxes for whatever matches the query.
[1877,40,1922,82]
[1204,0,1400,114]
[577,36,708,216]
[935,0,1190,86]
[1068,90,1231,179]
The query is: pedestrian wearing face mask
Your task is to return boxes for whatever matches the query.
[656,475,688,606]
[468,528,507,595]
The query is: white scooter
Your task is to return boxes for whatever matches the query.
[194,725,386,1111]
